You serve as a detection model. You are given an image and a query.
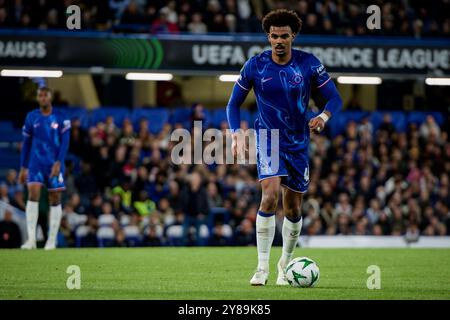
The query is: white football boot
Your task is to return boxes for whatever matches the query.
[44,240,56,250]
[276,259,289,286]
[20,240,36,250]
[250,269,269,286]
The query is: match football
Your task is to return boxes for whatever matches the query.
[0,0,449,310]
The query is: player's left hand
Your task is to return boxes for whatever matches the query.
[50,161,61,178]
[308,116,325,133]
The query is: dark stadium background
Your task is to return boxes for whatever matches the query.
[0,0,449,249]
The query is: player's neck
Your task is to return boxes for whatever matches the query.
[40,105,53,116]
[271,51,292,65]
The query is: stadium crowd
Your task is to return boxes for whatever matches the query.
[0,107,449,248]
[0,0,449,37]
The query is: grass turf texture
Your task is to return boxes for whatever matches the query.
[1,247,449,300]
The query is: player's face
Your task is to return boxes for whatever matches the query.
[37,90,52,108]
[268,26,295,57]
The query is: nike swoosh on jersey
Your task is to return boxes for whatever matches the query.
[261,77,273,83]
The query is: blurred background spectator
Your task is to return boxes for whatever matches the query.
[0,0,449,37]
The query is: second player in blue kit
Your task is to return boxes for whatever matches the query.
[226,9,342,285]
[19,87,71,250]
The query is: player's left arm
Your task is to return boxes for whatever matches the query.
[51,118,71,177]
[309,80,343,133]
[308,55,343,133]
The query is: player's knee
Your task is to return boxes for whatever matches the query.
[284,207,301,220]
[28,195,39,202]
[260,192,279,212]
[28,191,40,202]
[48,192,61,206]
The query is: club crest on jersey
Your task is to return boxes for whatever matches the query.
[51,121,59,129]
[289,73,303,86]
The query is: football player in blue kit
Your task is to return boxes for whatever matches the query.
[18,87,71,250]
[226,9,342,285]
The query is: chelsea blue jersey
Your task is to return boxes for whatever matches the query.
[22,108,71,169]
[236,49,331,152]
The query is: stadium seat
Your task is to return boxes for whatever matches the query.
[165,225,184,246]
[197,224,210,246]
[211,109,228,128]
[407,111,445,127]
[56,106,89,126]
[66,213,88,231]
[386,111,407,132]
[89,107,130,127]
[369,111,384,131]
[123,225,142,247]
[75,225,90,248]
[98,214,116,228]
[120,215,130,227]
[208,207,230,230]
[97,226,116,247]
[131,108,170,134]
[56,232,67,248]
[169,107,192,129]
[0,128,22,143]
[0,121,15,131]
[332,111,370,136]
[240,109,254,127]
[221,224,234,245]
[0,148,20,172]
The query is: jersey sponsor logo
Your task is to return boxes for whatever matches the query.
[261,77,272,83]
[312,64,326,76]
[33,123,40,128]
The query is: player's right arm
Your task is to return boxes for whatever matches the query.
[19,113,33,184]
[226,58,253,157]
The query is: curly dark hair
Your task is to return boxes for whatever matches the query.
[262,9,302,34]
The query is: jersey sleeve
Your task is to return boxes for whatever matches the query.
[22,113,33,138]
[310,54,331,89]
[57,113,71,163]
[20,113,33,168]
[236,58,254,91]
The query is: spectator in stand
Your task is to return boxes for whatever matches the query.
[120,0,144,24]
[235,218,256,245]
[150,8,179,33]
[188,12,207,33]
[0,209,22,248]
[2,0,450,37]
[180,172,210,245]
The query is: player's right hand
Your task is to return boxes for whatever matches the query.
[18,168,28,185]
[231,131,247,161]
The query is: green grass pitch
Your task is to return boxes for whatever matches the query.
[1,247,449,300]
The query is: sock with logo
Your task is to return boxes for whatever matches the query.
[25,201,39,244]
[256,211,276,272]
[280,215,303,269]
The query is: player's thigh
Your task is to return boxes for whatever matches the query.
[259,176,282,212]
[27,167,44,201]
[282,186,304,217]
[27,183,42,202]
